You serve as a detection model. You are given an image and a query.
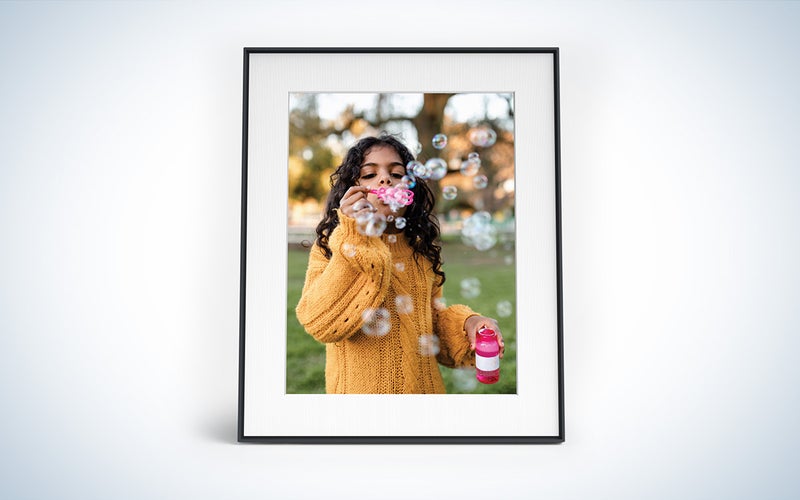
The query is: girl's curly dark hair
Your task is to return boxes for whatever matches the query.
[314,133,446,286]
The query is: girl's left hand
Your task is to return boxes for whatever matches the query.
[464,315,505,359]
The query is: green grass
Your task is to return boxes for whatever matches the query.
[286,238,517,394]
[286,247,326,393]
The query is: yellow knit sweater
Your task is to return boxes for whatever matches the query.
[296,211,477,394]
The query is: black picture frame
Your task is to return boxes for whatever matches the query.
[238,47,564,444]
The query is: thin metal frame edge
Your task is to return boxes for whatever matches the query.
[238,47,564,445]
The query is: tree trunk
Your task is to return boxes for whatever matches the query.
[413,93,454,160]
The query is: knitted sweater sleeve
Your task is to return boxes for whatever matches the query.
[431,284,478,368]
[295,211,392,344]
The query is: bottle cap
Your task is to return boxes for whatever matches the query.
[478,327,496,337]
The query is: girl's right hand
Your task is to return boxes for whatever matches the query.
[339,186,374,219]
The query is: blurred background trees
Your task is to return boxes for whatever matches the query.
[287,92,515,239]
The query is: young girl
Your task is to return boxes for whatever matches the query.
[296,134,504,394]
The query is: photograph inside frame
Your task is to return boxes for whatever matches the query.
[286,92,517,395]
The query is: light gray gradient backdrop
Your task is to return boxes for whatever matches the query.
[1,1,798,499]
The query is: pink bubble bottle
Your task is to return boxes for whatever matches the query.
[475,327,500,384]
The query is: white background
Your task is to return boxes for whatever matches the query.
[1,1,798,499]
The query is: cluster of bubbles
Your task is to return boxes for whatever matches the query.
[361,214,388,237]
[409,160,426,179]
[410,129,500,206]
[394,262,405,272]
[461,211,498,251]
[409,158,447,181]
[460,277,481,299]
[352,183,412,236]
[418,334,441,356]
[468,126,498,147]
[496,300,513,318]
[353,199,388,237]
[361,307,390,336]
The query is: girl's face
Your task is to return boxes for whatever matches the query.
[357,146,408,218]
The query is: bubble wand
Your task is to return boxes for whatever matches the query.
[369,187,414,209]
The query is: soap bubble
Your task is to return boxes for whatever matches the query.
[432,133,448,150]
[461,211,497,251]
[476,235,497,251]
[394,217,406,229]
[433,297,447,310]
[415,165,432,179]
[354,211,373,225]
[362,307,390,336]
[504,254,514,265]
[342,243,357,258]
[353,198,374,213]
[470,233,496,251]
[459,158,480,177]
[365,213,387,236]
[442,185,457,200]
[413,142,423,155]
[468,126,497,147]
[418,334,441,356]
[426,158,447,181]
[395,295,413,314]
[357,212,387,237]
[387,234,397,244]
[470,211,492,225]
[460,277,481,299]
[401,174,416,189]
[496,300,513,318]
[473,175,489,189]
[353,200,376,224]
[468,152,480,161]
[394,262,405,272]
[452,368,479,392]
[408,160,429,179]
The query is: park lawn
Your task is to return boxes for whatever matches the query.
[286,239,517,394]
[286,246,326,393]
